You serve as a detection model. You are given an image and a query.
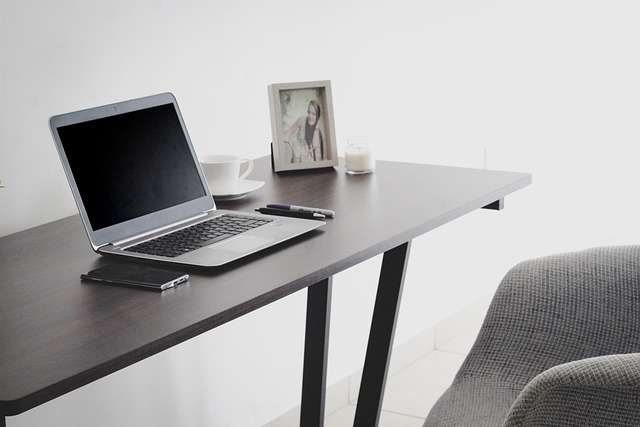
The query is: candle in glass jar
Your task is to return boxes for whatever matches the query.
[345,137,375,174]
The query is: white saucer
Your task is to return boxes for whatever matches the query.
[212,179,265,201]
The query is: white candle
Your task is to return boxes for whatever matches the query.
[345,137,375,174]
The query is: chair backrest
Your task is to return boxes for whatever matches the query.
[459,245,640,385]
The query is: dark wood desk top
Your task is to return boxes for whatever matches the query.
[0,156,530,415]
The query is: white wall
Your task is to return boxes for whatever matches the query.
[2,1,639,425]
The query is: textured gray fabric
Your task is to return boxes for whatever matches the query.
[424,246,640,427]
[505,353,640,426]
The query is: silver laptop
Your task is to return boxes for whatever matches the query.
[50,92,324,267]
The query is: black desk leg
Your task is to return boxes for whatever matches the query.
[353,241,412,427]
[1,416,5,427]
[300,277,333,427]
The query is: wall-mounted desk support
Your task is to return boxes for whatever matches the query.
[483,199,505,210]
[0,157,530,426]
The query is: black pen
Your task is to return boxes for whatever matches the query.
[266,203,335,218]
[256,207,326,220]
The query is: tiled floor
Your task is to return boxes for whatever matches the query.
[266,324,480,427]
[328,327,477,427]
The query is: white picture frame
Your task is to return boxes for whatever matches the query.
[268,80,339,172]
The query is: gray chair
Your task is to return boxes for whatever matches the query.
[424,245,640,426]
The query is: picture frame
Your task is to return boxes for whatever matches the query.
[268,80,339,172]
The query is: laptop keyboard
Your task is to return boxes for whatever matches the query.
[125,214,272,258]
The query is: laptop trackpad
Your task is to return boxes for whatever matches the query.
[212,235,277,253]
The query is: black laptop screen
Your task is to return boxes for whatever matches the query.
[58,103,207,231]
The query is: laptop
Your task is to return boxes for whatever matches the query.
[50,92,324,267]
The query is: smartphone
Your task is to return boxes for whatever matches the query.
[81,264,189,291]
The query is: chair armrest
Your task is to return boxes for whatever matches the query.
[504,353,640,426]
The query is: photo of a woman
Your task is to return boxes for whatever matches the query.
[283,99,324,163]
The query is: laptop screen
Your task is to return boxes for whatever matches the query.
[51,93,214,250]
[57,103,207,231]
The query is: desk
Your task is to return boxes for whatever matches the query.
[0,156,530,426]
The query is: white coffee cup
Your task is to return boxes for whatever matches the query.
[200,155,254,195]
